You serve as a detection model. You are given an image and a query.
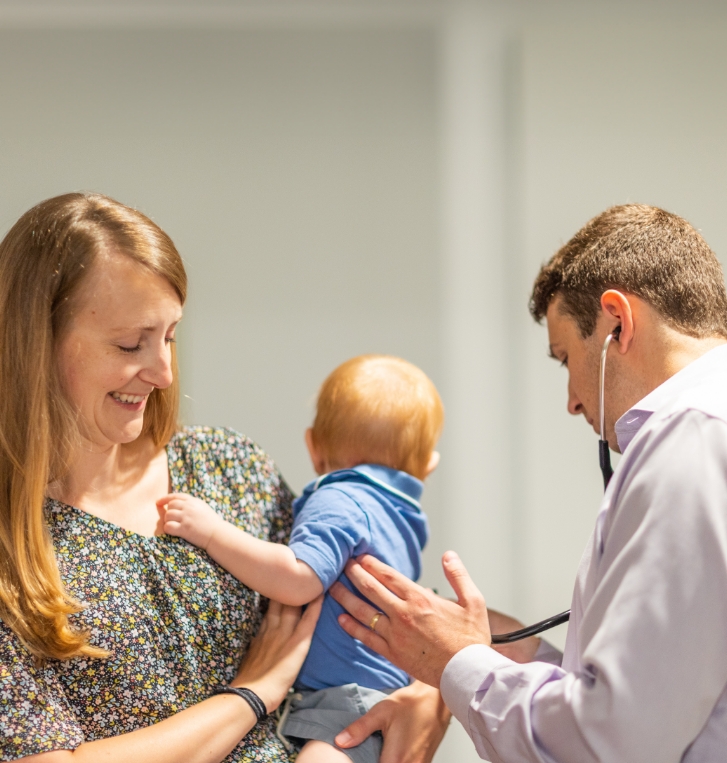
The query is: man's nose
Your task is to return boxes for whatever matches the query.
[567,381,584,416]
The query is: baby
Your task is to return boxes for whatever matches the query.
[160,354,443,763]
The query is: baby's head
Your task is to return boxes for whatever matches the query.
[306,354,444,481]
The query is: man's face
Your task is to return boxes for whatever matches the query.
[546,297,603,436]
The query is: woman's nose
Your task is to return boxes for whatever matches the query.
[142,341,174,389]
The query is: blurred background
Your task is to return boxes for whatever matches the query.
[2,0,727,759]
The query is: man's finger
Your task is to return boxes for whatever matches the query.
[335,697,386,749]
[356,554,418,601]
[337,613,390,659]
[344,559,403,614]
[442,551,485,609]
[330,581,382,626]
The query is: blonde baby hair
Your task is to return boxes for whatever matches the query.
[310,354,444,480]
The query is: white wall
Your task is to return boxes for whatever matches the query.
[0,24,440,496]
[514,17,727,641]
[2,3,727,761]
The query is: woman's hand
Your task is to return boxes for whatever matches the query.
[233,597,323,713]
[335,681,450,763]
[22,597,323,763]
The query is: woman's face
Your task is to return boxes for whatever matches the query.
[56,253,183,450]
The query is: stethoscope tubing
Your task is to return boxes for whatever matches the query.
[491,328,619,644]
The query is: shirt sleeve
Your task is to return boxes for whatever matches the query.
[533,639,563,667]
[440,411,727,763]
[288,487,371,590]
[0,622,84,760]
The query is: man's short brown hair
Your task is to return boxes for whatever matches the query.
[530,204,727,338]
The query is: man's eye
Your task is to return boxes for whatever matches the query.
[560,357,568,368]
[119,344,142,353]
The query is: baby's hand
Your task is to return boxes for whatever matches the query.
[157,493,225,550]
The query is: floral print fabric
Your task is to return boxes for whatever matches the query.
[0,427,295,761]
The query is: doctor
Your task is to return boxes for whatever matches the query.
[331,204,727,762]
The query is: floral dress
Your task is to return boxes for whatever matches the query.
[0,427,296,762]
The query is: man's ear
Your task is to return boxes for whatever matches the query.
[305,428,327,475]
[600,289,635,354]
[424,451,440,478]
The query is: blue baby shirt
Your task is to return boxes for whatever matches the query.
[289,464,429,691]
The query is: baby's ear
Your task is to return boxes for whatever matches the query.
[305,428,327,475]
[424,451,440,478]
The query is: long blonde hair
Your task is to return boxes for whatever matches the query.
[0,193,187,661]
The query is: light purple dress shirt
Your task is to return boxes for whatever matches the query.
[440,343,727,762]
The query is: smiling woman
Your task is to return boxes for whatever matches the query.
[0,193,446,763]
[0,193,322,763]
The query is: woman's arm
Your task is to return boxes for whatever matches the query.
[159,493,323,605]
[335,681,451,763]
[21,599,322,763]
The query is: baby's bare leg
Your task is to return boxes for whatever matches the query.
[296,740,352,763]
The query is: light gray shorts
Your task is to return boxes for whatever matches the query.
[276,683,394,763]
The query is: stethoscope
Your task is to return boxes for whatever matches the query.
[491,326,621,644]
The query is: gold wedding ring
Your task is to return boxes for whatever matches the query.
[369,612,382,632]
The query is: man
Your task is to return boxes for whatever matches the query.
[330,205,727,762]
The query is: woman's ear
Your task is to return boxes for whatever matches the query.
[424,451,440,479]
[305,428,328,475]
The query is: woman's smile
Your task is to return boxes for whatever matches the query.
[109,391,148,409]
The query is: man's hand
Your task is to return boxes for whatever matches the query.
[330,551,491,687]
[335,681,450,763]
[157,493,226,550]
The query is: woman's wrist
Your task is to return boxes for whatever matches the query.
[212,686,267,721]
[229,679,279,714]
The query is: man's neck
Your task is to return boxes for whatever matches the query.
[642,331,727,393]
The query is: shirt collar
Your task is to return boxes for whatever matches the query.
[614,342,727,452]
[304,463,423,510]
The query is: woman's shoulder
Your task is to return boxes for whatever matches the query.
[168,426,294,540]
[169,426,281,477]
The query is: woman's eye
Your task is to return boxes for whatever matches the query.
[118,344,142,354]
[560,357,568,368]
[165,337,176,345]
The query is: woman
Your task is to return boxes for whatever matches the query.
[0,193,448,762]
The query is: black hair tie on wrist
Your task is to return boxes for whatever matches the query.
[211,686,267,722]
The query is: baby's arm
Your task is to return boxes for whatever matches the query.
[158,493,323,606]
